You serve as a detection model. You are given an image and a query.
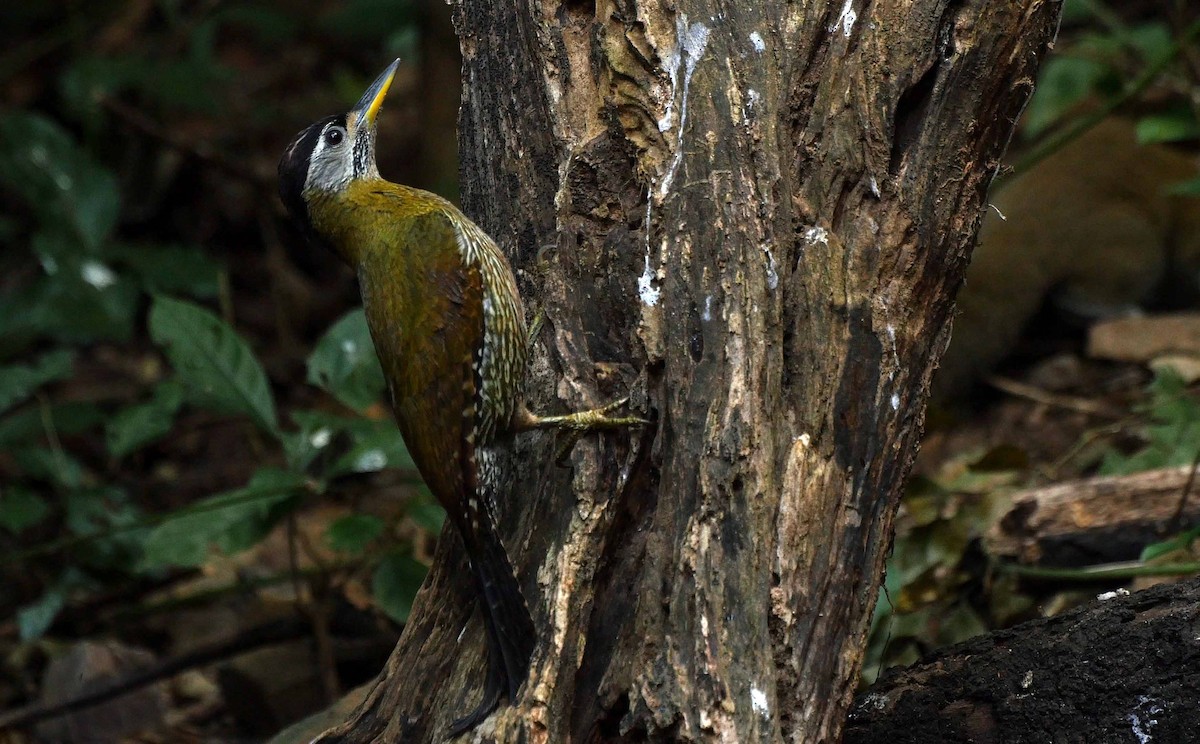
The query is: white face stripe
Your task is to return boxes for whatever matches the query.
[304,121,354,193]
[308,122,331,161]
[304,118,377,193]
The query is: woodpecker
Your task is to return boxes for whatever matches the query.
[278,60,643,735]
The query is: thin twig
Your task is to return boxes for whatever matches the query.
[986,375,1118,417]
[0,619,308,731]
[1001,560,1200,581]
[1170,448,1200,529]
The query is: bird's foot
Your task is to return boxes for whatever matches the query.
[515,398,649,464]
[525,397,649,433]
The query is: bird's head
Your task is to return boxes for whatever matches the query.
[278,59,399,232]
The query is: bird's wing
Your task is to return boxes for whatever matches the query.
[361,202,536,702]
[364,205,487,507]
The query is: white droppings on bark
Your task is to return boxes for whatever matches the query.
[639,253,661,306]
[702,294,715,321]
[804,226,829,245]
[831,0,857,38]
[640,16,709,308]
[659,16,710,196]
[763,246,779,289]
[749,31,765,53]
[745,88,761,114]
[884,324,901,410]
[750,686,770,716]
[639,184,662,307]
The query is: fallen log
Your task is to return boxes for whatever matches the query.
[845,576,1200,743]
[985,464,1200,566]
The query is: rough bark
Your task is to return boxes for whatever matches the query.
[314,1,1061,742]
[844,577,1200,744]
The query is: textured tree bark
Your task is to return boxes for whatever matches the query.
[844,577,1200,744]
[314,1,1061,742]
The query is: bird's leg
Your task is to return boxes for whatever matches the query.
[519,397,647,432]
[513,399,649,463]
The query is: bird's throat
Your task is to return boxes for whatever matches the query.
[304,188,374,266]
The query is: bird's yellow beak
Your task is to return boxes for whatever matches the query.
[352,59,400,128]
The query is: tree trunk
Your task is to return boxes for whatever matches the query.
[315,1,1061,741]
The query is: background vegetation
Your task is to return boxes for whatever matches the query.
[0,1,458,736]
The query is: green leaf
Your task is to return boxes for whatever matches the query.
[1136,109,1200,145]
[1168,175,1200,197]
[149,296,279,436]
[1059,0,1093,24]
[0,401,106,448]
[1101,369,1200,475]
[0,349,74,415]
[0,485,50,534]
[106,379,185,458]
[407,489,446,533]
[64,487,145,571]
[1141,525,1200,562]
[61,53,227,118]
[59,55,149,124]
[0,111,120,249]
[326,514,385,554]
[281,410,340,472]
[108,243,221,298]
[307,309,386,412]
[331,422,415,475]
[1126,22,1173,66]
[371,552,427,624]
[284,409,415,478]
[65,486,139,537]
[18,588,64,641]
[0,231,141,346]
[13,446,84,489]
[1024,57,1110,137]
[139,469,307,569]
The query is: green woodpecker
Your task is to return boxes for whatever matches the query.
[278,60,642,734]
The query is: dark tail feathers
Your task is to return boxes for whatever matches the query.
[465,501,536,695]
[447,499,535,735]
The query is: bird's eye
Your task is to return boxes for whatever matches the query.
[324,127,345,146]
